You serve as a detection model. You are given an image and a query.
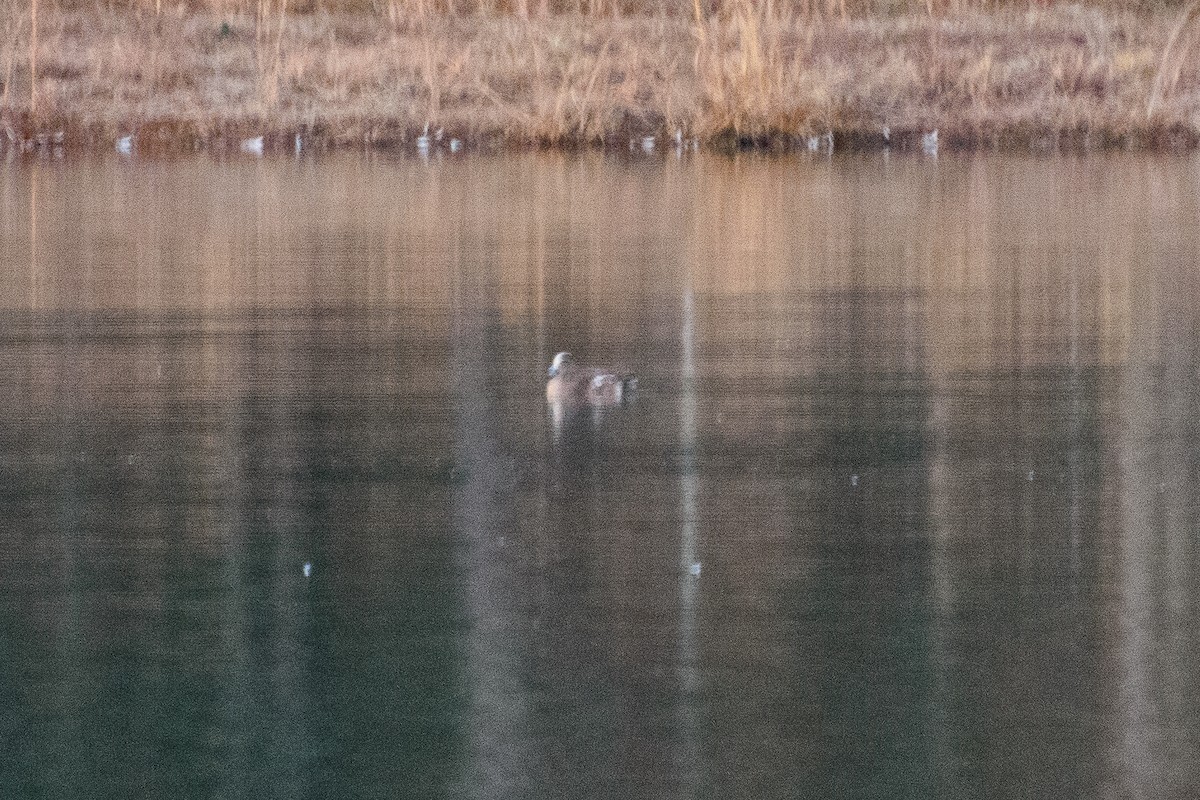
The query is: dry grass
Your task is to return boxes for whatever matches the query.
[2,3,1200,151]
[16,0,1199,15]
[1148,0,1200,114]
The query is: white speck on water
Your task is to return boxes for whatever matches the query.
[688,562,702,576]
[302,562,313,578]
[1027,470,1035,481]
[850,474,859,487]
[127,454,134,465]
[116,135,133,155]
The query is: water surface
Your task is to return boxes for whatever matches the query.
[2,150,1199,798]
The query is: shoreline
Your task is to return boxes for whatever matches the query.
[3,5,1200,154]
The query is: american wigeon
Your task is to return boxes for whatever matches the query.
[545,352,637,406]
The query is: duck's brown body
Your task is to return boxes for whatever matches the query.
[545,352,636,407]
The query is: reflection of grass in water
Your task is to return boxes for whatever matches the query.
[2,4,1197,149]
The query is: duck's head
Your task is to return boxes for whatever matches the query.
[548,351,572,378]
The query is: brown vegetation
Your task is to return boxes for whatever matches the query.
[3,0,1200,151]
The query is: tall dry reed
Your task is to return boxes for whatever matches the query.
[256,0,289,108]
[0,0,27,112]
[1148,0,1200,115]
[30,0,38,115]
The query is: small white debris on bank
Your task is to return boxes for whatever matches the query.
[922,129,939,156]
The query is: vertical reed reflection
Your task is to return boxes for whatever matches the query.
[451,230,536,798]
[28,163,39,309]
[676,286,700,798]
[1113,254,1200,798]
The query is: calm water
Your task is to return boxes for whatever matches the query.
[1,150,1199,798]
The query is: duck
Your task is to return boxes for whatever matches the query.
[545,351,637,406]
